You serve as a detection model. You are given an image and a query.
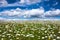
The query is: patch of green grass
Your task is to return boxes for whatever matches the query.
[0,21,60,40]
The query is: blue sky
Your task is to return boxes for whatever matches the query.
[0,0,60,20]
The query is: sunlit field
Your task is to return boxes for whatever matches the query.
[0,20,60,40]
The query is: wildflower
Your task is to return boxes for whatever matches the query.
[50,34,53,37]
[16,37,19,39]
[8,35,11,38]
[45,30,47,33]
[5,25,9,28]
[52,32,54,34]
[9,30,12,32]
[57,36,60,39]
[1,38,3,40]
[26,34,31,37]
[53,34,56,37]
[2,31,7,34]
[0,30,2,32]
[20,34,25,37]
[2,35,5,37]
[53,39,56,40]
[6,34,11,36]
[41,27,46,31]
[10,39,12,40]
[31,35,34,37]
[58,31,60,33]
[26,34,34,37]
[42,37,45,39]
[45,36,48,38]
[16,34,20,36]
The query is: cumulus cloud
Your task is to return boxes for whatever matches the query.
[45,9,60,17]
[0,0,8,7]
[1,8,22,16]
[0,7,44,18]
[0,0,42,7]
[7,0,42,6]
[0,7,60,19]
[19,0,42,5]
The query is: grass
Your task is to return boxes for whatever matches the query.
[0,21,60,40]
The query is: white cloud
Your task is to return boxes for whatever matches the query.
[0,0,8,7]
[1,8,22,16]
[0,7,60,19]
[7,0,42,6]
[0,7,44,18]
[19,0,42,5]
[0,0,42,7]
[45,9,60,17]
[23,7,44,18]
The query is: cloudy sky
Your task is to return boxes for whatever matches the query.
[0,0,60,20]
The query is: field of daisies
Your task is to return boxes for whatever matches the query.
[0,21,60,40]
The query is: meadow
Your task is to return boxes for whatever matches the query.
[0,20,60,40]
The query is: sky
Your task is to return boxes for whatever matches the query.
[0,0,60,20]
